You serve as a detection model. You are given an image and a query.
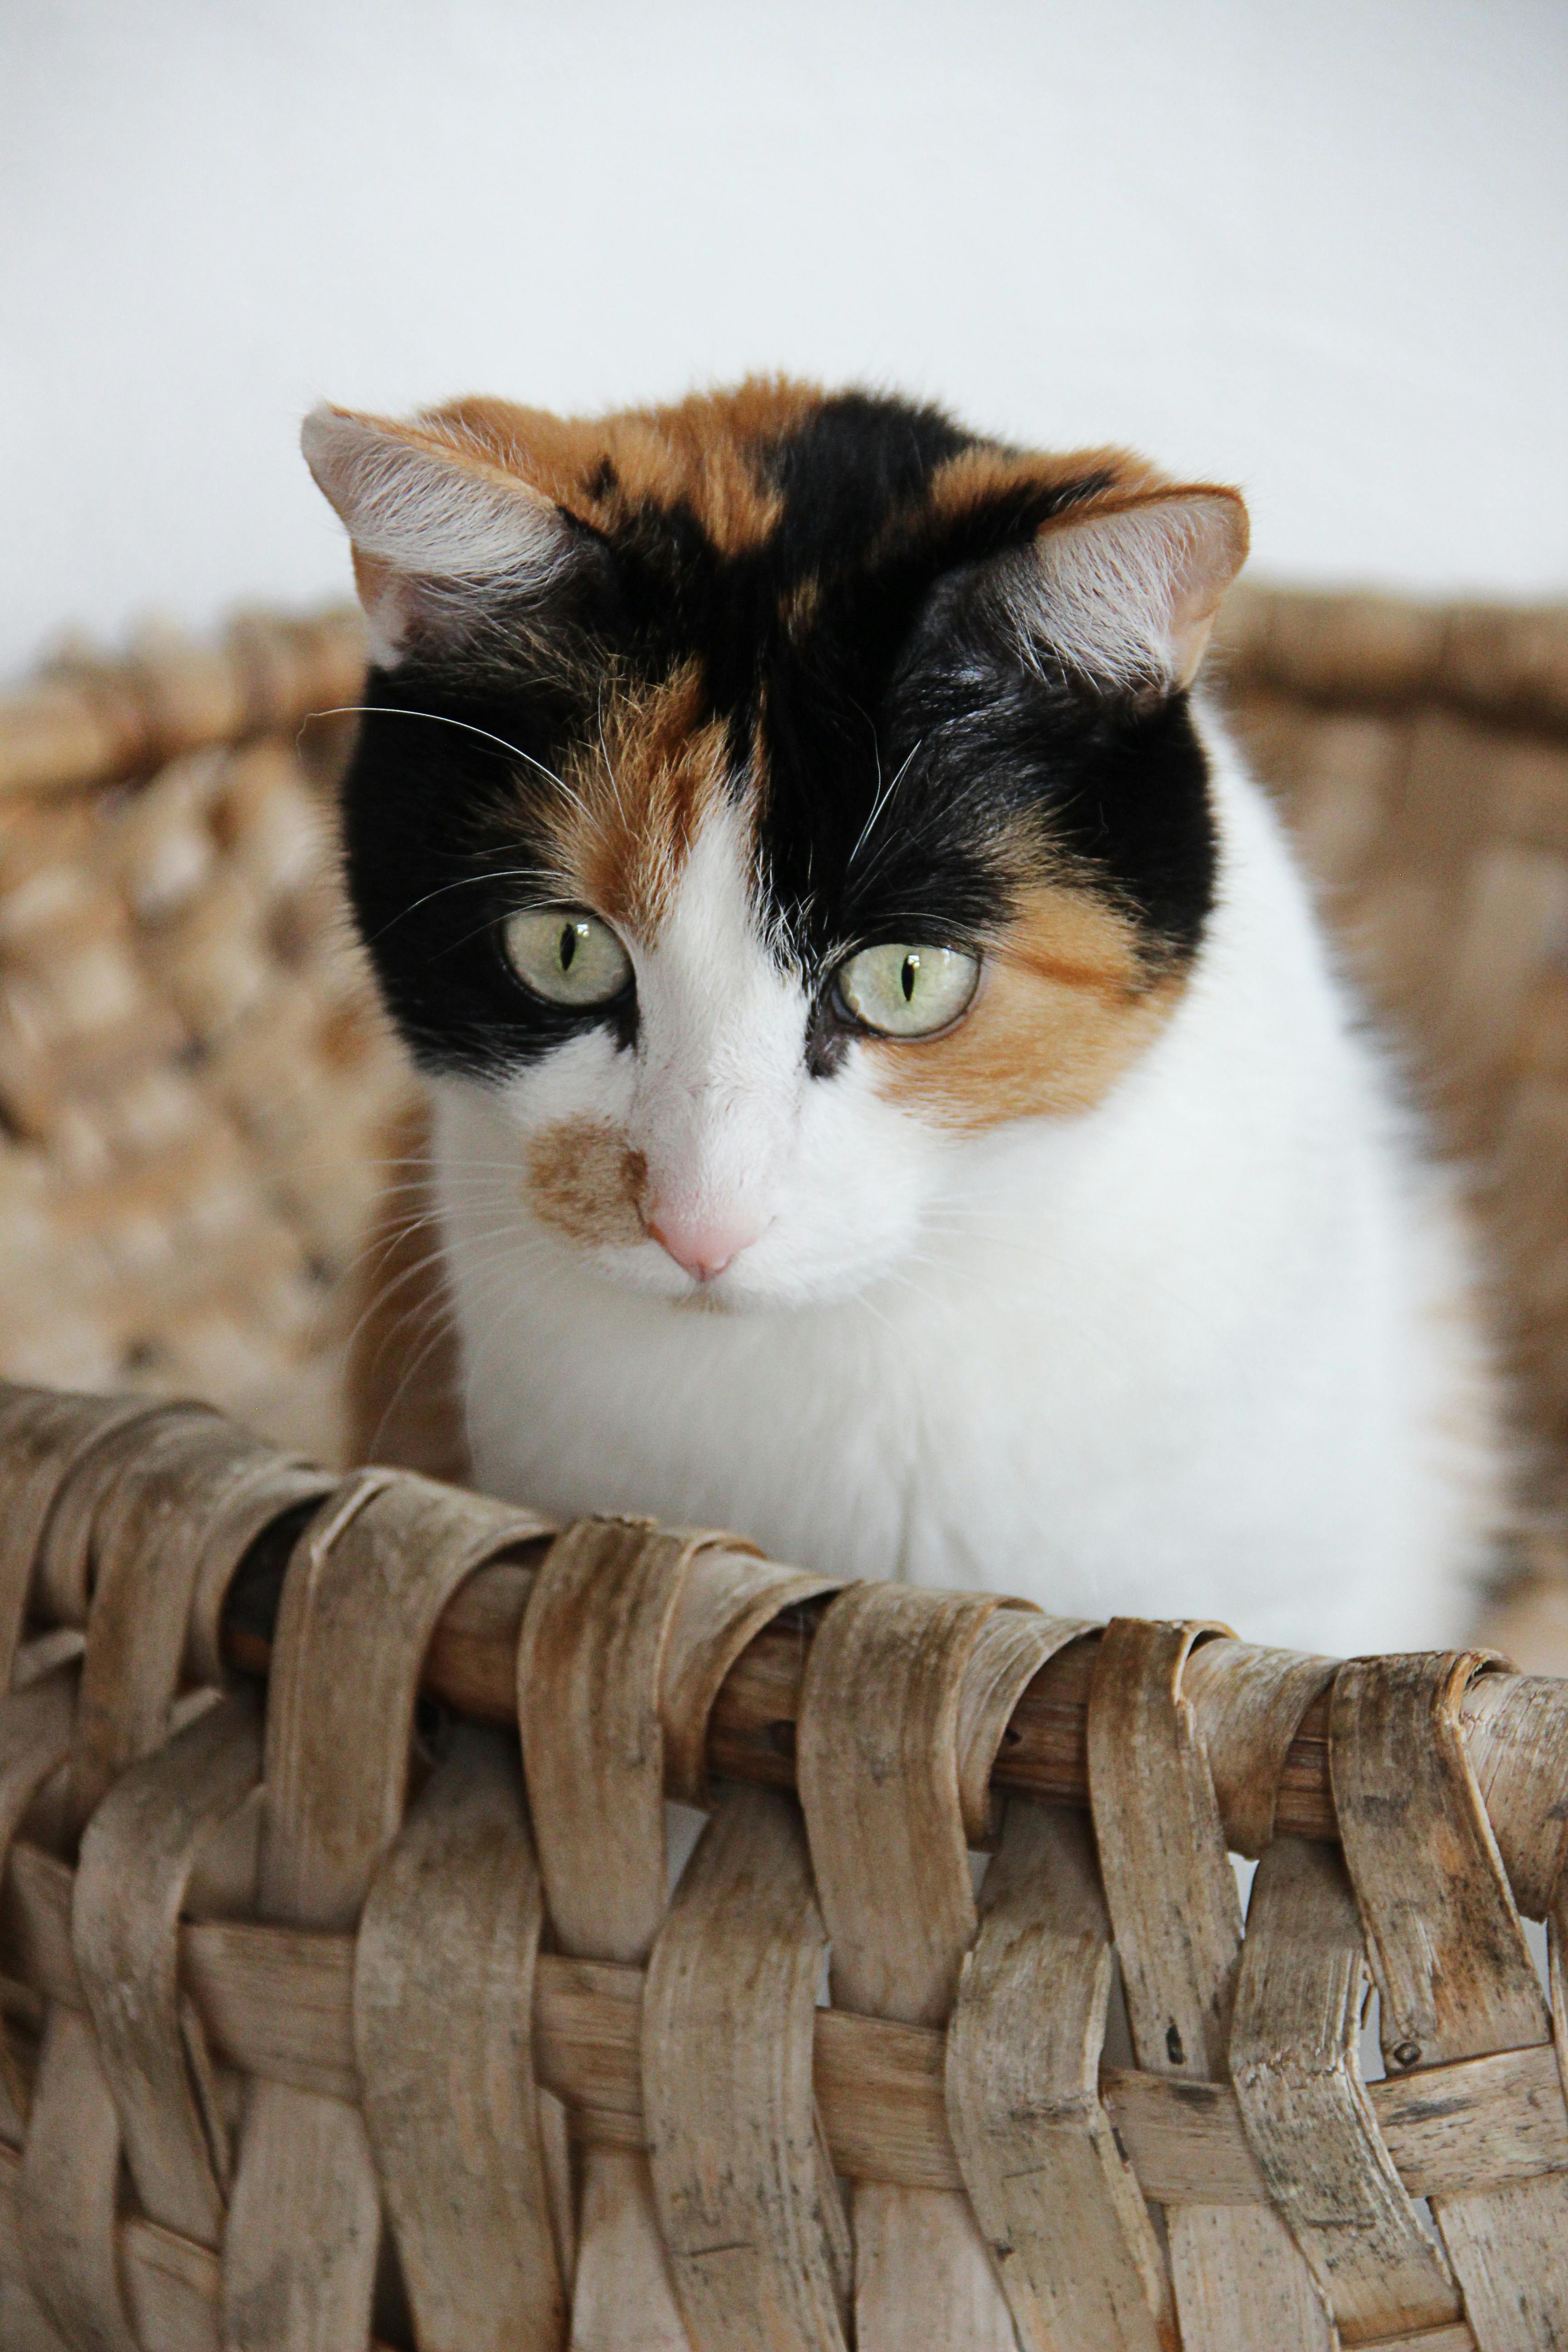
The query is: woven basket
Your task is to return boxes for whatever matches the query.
[3,592,1568,2347]
[0,1382,1566,2351]
[0,612,417,1467]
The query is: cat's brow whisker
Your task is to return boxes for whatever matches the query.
[309,702,611,845]
[361,867,546,947]
[595,688,635,831]
[848,738,923,869]
[308,704,561,785]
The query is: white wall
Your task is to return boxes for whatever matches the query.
[2,0,1564,681]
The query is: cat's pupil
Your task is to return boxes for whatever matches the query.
[560,925,578,972]
[902,954,918,1002]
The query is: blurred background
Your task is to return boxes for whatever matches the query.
[3,0,1566,677]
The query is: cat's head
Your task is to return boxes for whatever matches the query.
[305,381,1246,1309]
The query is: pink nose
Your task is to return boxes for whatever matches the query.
[646,1209,764,1283]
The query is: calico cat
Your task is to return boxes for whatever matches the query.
[304,380,1504,1654]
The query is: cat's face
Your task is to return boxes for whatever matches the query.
[307,382,1246,1309]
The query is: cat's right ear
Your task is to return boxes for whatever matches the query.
[1000,484,1249,696]
[300,405,578,666]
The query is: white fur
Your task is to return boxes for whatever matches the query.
[301,407,568,663]
[431,718,1503,1656]
[1018,495,1242,690]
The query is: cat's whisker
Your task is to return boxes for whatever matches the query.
[848,737,923,870]
[333,1230,469,1353]
[360,867,548,946]
[595,689,636,833]
[850,1288,903,1339]
[308,704,576,798]
[357,1294,474,1460]
[314,705,622,906]
[366,1240,553,1396]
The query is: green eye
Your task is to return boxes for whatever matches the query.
[504,907,632,1008]
[835,943,980,1038]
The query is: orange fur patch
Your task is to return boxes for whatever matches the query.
[414,378,829,557]
[525,1117,648,1247]
[921,441,1163,534]
[531,663,732,938]
[866,886,1185,1130]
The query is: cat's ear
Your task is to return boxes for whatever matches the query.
[300,404,578,666]
[1008,486,1249,693]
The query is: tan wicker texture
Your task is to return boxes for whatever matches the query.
[0,613,416,1468]
[1,1382,1567,2350]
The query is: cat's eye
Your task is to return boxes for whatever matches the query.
[504,907,632,1008]
[835,943,980,1038]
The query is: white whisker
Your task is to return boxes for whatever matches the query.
[848,737,923,870]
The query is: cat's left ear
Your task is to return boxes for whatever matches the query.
[1010,485,1249,694]
[301,403,578,666]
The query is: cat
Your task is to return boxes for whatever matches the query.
[304,379,1504,1655]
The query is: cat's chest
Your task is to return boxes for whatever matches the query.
[450,1205,1369,1613]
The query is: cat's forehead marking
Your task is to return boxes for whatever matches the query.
[865,885,1183,1131]
[424,381,828,557]
[540,664,737,941]
[918,442,1132,533]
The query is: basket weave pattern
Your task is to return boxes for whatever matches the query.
[1,1383,1568,2350]
[1216,589,1568,1520]
[0,616,416,1463]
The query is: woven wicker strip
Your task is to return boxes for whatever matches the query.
[1230,1835,1463,2339]
[0,1673,74,2132]
[21,2003,140,2348]
[0,1389,1566,2347]
[74,1695,259,2248]
[946,1798,1176,2349]
[228,1473,546,2351]
[354,1724,565,2351]
[0,1390,163,1684]
[519,1521,733,2352]
[1088,1619,1337,2349]
[67,1412,282,1834]
[518,1524,833,2352]
[642,1783,850,2350]
[1333,1655,1568,2349]
[797,1585,1036,2350]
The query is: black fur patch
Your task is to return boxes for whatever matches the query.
[338,390,1215,1080]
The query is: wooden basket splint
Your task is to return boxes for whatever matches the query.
[1,1381,1567,2351]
